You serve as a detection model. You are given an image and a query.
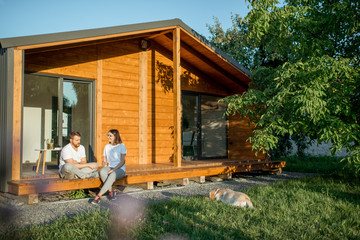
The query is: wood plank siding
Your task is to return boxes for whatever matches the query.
[24,36,260,167]
[228,114,265,159]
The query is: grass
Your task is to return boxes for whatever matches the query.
[3,176,359,240]
[2,156,360,240]
[279,155,350,175]
[2,210,111,240]
[132,176,360,240]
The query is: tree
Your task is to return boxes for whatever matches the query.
[208,0,360,173]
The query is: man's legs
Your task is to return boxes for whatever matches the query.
[60,164,75,179]
[61,163,99,179]
[80,163,99,178]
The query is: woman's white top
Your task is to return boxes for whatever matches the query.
[103,143,127,171]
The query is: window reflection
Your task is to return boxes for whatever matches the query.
[22,74,93,177]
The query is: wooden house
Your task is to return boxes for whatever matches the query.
[0,19,284,199]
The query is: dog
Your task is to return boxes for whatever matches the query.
[209,188,254,209]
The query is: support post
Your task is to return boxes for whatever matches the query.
[96,46,103,165]
[26,193,39,205]
[173,27,181,167]
[190,176,205,184]
[12,48,23,180]
[218,172,232,180]
[146,182,154,190]
[139,49,148,164]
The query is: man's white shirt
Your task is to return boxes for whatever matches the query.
[59,143,86,172]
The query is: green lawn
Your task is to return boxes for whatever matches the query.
[132,176,360,240]
[1,210,111,240]
[2,157,360,240]
[280,155,353,176]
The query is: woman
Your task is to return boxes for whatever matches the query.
[91,129,126,204]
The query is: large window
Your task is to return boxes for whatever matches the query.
[182,92,227,160]
[22,74,94,176]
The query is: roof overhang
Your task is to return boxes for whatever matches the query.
[0,19,251,93]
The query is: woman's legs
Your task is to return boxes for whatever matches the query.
[99,166,111,182]
[99,168,126,196]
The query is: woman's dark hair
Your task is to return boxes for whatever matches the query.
[109,129,122,144]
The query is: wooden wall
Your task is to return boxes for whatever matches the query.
[147,45,228,163]
[25,46,97,79]
[228,114,265,160]
[100,41,140,164]
[25,38,258,165]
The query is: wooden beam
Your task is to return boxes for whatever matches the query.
[96,46,103,165]
[12,48,23,180]
[165,34,248,91]
[17,26,176,50]
[25,33,154,54]
[181,40,248,91]
[173,27,181,167]
[146,29,174,40]
[151,41,232,94]
[139,49,148,164]
[178,26,251,80]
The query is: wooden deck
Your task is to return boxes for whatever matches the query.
[8,159,285,196]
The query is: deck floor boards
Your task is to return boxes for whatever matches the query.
[8,159,285,196]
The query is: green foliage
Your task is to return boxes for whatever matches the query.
[269,133,292,158]
[209,0,360,174]
[68,189,88,199]
[269,133,312,158]
[291,134,312,157]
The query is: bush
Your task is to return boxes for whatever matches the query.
[68,189,89,199]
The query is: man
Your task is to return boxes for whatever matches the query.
[59,131,99,179]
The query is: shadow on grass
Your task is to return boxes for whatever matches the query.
[133,196,257,240]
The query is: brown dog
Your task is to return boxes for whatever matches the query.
[209,188,254,209]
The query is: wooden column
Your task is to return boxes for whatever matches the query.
[12,48,23,180]
[173,27,182,167]
[139,49,148,164]
[96,46,103,165]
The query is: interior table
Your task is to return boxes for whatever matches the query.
[34,148,61,175]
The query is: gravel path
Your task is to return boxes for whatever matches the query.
[0,171,316,231]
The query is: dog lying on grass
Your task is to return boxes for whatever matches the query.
[209,189,254,209]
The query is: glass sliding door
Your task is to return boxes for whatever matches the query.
[22,74,94,176]
[181,92,228,160]
[23,74,60,172]
[200,95,227,158]
[62,80,93,161]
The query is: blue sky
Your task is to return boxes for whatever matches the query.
[0,0,251,39]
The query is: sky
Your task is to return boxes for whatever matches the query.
[0,0,252,40]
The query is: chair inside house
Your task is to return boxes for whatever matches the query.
[182,131,196,157]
